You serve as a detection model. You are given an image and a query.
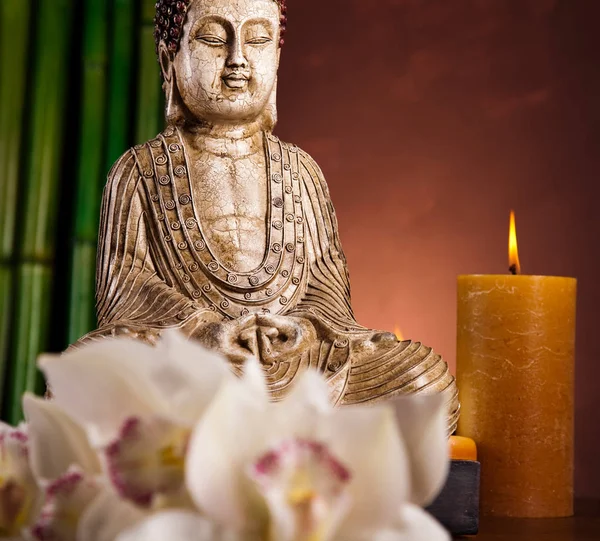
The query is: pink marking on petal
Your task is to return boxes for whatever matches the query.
[31,469,99,541]
[326,455,351,483]
[105,417,185,507]
[252,439,352,484]
[46,471,84,498]
[254,450,280,475]
[0,429,29,458]
[104,416,153,506]
[106,452,153,507]
[298,439,351,482]
[105,417,141,459]
[120,417,142,439]
[9,431,28,443]
[31,523,53,541]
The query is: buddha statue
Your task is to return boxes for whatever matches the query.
[80,0,459,431]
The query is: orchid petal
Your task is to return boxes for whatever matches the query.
[103,415,189,508]
[323,405,410,535]
[115,510,233,541]
[250,439,351,541]
[22,394,101,481]
[30,467,99,541]
[149,330,231,426]
[77,489,148,541]
[271,370,333,440]
[390,394,449,506]
[371,503,450,541]
[38,339,166,446]
[0,424,42,536]
[185,358,270,532]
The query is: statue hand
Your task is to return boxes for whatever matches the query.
[251,313,317,365]
[193,313,316,365]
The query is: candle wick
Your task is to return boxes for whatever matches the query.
[509,264,518,275]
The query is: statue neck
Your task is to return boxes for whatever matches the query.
[178,119,266,158]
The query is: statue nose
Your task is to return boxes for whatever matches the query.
[226,38,248,69]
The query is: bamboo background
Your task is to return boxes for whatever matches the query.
[0,0,164,422]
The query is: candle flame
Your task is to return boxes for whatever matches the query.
[509,210,521,275]
[394,326,404,341]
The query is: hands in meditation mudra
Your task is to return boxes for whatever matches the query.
[78,0,460,432]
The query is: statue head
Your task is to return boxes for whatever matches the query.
[154,0,288,129]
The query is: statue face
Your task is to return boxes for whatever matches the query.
[172,0,280,124]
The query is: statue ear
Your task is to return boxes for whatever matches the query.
[158,41,172,82]
[263,49,281,130]
[264,77,278,129]
[158,41,186,125]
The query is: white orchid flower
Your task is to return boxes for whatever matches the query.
[0,423,42,539]
[23,394,142,541]
[1,411,141,541]
[120,362,450,541]
[249,370,450,541]
[37,330,231,510]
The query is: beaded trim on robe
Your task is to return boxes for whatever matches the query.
[132,127,309,321]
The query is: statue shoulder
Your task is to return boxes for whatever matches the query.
[104,133,162,195]
[279,140,332,199]
[284,143,324,177]
[104,148,141,194]
[273,138,327,184]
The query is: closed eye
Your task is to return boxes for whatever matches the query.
[246,37,272,45]
[196,34,227,45]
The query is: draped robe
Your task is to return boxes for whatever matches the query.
[90,127,459,432]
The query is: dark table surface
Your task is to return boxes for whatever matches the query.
[457,500,600,540]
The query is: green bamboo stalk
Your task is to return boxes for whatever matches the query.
[0,1,31,259]
[135,0,163,143]
[0,0,32,413]
[10,265,53,412]
[6,0,75,424]
[67,0,110,344]
[106,0,136,167]
[0,268,13,416]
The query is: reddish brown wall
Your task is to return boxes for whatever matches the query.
[276,0,600,498]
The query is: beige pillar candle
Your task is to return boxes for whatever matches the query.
[456,212,576,518]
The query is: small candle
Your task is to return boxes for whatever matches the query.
[456,211,576,518]
[394,325,404,342]
[449,436,477,461]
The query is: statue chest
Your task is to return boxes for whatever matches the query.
[188,153,268,273]
[138,128,308,320]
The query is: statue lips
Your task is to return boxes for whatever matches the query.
[222,72,249,90]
